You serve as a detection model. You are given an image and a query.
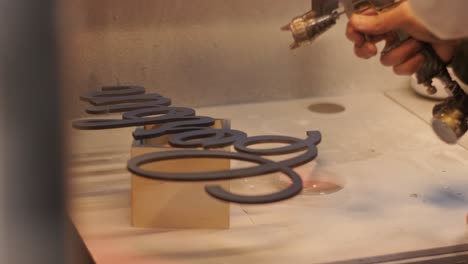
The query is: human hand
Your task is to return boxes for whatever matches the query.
[345,1,460,75]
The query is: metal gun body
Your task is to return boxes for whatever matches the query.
[283,0,468,144]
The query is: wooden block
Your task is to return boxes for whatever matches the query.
[131,120,231,229]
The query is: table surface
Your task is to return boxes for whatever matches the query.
[69,91,468,264]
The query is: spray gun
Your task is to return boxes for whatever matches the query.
[282,0,468,144]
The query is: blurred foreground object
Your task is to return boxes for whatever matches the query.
[0,0,65,263]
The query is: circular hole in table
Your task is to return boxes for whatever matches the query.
[308,103,345,114]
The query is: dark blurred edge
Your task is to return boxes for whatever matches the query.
[66,218,95,264]
[0,0,92,263]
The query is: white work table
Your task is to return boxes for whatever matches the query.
[69,90,468,264]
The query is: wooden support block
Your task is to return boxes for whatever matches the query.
[130,120,230,229]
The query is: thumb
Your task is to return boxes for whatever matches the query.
[349,2,410,35]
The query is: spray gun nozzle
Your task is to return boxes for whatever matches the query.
[282,11,343,50]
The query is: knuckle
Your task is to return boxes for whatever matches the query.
[393,66,405,75]
[355,46,369,59]
[416,53,426,62]
[373,16,386,33]
[408,39,423,52]
[393,64,411,75]
[380,54,393,66]
[354,49,365,59]
[345,27,354,41]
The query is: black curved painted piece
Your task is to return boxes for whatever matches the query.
[73,86,322,204]
[234,131,321,156]
[122,106,195,120]
[132,117,217,140]
[86,98,172,115]
[80,86,172,115]
[87,93,164,106]
[80,86,146,100]
[127,149,304,204]
[168,129,248,149]
[127,131,320,204]
[73,106,200,130]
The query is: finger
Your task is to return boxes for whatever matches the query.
[393,53,425,75]
[432,41,460,63]
[380,39,423,66]
[354,42,378,59]
[350,2,409,35]
[346,22,365,46]
[347,23,387,45]
[369,34,386,43]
